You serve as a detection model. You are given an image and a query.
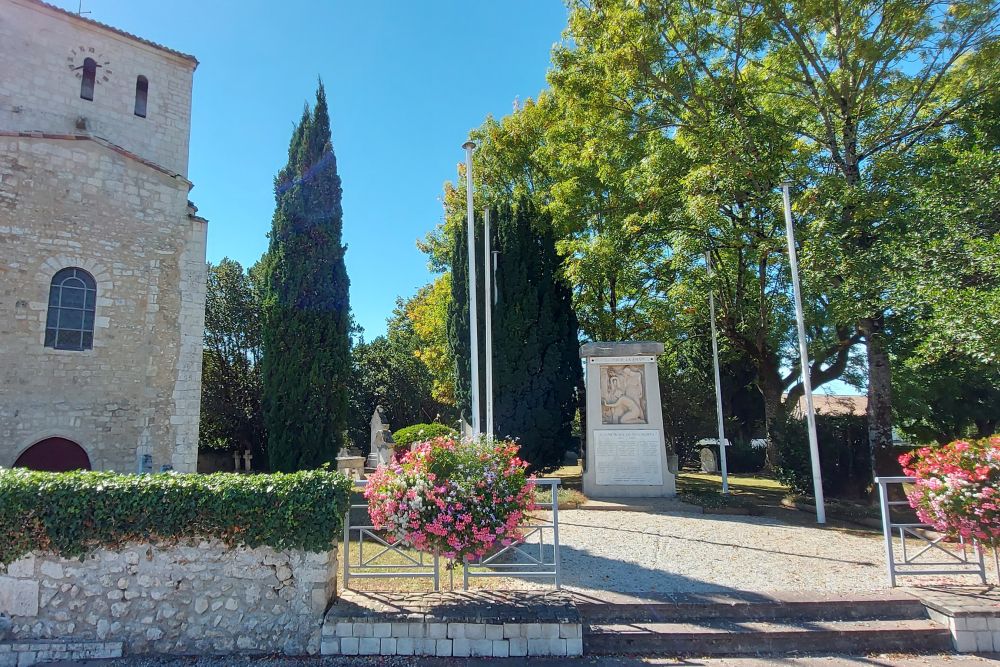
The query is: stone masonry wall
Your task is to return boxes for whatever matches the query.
[0,0,196,178]
[0,135,206,472]
[0,542,338,656]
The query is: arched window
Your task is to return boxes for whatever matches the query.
[45,267,97,351]
[80,57,97,101]
[134,75,148,117]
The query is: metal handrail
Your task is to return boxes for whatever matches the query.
[342,477,562,591]
[875,476,987,587]
[462,478,562,590]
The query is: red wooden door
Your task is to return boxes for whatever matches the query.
[14,437,91,471]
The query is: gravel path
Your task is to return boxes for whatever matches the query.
[537,509,892,594]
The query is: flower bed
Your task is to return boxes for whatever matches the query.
[364,436,535,563]
[900,437,1000,545]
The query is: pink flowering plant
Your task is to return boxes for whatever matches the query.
[900,437,1000,546]
[363,436,535,564]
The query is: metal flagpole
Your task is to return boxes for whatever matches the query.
[483,207,494,441]
[462,141,481,437]
[782,183,826,524]
[705,251,730,495]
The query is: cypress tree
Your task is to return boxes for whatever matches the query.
[493,201,581,469]
[448,200,582,468]
[261,82,351,471]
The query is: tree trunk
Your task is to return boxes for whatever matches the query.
[860,314,897,475]
[757,359,786,469]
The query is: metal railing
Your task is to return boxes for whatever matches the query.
[462,478,561,589]
[342,478,562,591]
[342,480,441,591]
[875,476,987,587]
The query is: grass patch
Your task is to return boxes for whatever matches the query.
[534,486,587,509]
[676,470,790,514]
[540,464,583,490]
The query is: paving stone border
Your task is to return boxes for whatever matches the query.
[914,586,1000,653]
[321,591,582,657]
[0,640,122,667]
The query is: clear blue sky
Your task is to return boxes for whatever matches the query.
[56,0,567,338]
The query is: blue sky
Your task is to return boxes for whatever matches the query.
[56,0,568,338]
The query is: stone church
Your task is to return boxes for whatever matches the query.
[0,0,206,473]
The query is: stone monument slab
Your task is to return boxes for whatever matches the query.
[581,341,676,498]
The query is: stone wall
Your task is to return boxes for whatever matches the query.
[0,0,196,178]
[0,541,338,656]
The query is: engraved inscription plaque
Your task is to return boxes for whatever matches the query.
[593,429,663,485]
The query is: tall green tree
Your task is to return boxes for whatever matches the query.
[261,82,351,471]
[199,258,265,462]
[553,0,1000,470]
[448,202,582,469]
[493,202,582,469]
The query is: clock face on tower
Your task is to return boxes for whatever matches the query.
[66,47,112,83]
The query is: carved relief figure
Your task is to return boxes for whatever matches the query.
[600,364,647,424]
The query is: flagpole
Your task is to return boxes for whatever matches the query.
[782,183,826,524]
[462,141,480,437]
[705,251,730,495]
[484,207,494,440]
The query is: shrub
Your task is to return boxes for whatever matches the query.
[724,440,767,474]
[392,423,457,448]
[0,468,353,565]
[901,437,1000,545]
[364,436,534,563]
[772,414,872,497]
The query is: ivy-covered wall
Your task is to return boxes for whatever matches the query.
[0,469,353,565]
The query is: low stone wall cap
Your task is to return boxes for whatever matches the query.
[580,341,664,357]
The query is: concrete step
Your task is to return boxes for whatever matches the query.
[585,617,953,655]
[576,595,929,623]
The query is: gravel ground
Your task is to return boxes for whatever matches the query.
[527,509,892,594]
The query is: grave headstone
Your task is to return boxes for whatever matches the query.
[580,341,676,498]
[700,446,718,473]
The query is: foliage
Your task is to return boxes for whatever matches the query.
[725,441,768,475]
[364,436,534,563]
[492,203,582,470]
[773,414,872,498]
[893,353,1000,444]
[400,275,456,406]
[551,0,1000,462]
[448,202,582,469]
[347,333,444,454]
[901,437,1000,545]
[0,468,353,565]
[200,259,265,461]
[393,423,457,448]
[261,81,352,471]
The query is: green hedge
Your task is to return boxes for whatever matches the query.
[392,423,457,448]
[0,468,353,565]
[773,414,873,498]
